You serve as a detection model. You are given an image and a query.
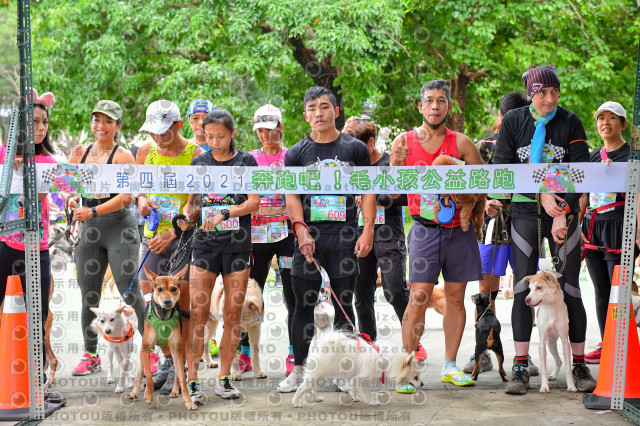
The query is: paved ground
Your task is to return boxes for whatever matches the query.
[1,266,631,425]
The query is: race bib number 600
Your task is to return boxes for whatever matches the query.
[201,205,239,231]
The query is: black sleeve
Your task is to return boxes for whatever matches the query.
[493,113,517,165]
[244,154,259,167]
[284,144,298,167]
[354,143,371,167]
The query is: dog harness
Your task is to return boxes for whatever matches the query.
[357,333,385,384]
[102,320,135,343]
[147,306,179,347]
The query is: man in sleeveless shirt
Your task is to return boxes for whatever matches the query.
[135,100,204,393]
[390,80,485,390]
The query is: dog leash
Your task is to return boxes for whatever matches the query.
[166,214,198,275]
[122,208,159,300]
[312,259,386,384]
[477,206,506,325]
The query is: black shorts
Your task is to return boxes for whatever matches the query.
[582,211,635,261]
[191,249,251,276]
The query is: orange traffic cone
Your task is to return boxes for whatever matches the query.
[0,275,60,421]
[584,265,640,409]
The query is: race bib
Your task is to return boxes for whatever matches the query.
[358,206,385,226]
[419,194,439,220]
[310,196,346,222]
[488,193,511,200]
[278,256,293,269]
[149,195,181,222]
[512,194,535,203]
[251,221,289,243]
[259,193,286,207]
[590,193,617,214]
[201,205,239,231]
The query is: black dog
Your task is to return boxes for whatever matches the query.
[471,293,508,382]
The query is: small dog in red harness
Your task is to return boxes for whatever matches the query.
[90,304,138,394]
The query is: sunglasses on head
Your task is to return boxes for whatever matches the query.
[253,115,280,124]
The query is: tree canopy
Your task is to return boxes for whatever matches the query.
[1,0,638,153]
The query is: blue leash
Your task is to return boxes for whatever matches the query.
[123,209,159,299]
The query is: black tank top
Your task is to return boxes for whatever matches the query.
[80,143,119,207]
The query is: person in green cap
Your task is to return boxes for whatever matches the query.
[68,100,146,377]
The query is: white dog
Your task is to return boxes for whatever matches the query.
[91,304,138,393]
[524,271,577,393]
[203,277,266,380]
[291,329,422,407]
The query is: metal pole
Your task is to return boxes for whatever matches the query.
[18,0,44,419]
[611,29,640,411]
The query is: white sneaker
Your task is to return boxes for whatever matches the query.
[277,367,303,393]
[215,376,241,399]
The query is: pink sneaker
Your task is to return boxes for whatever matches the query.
[238,353,252,373]
[585,342,603,364]
[72,352,101,376]
[286,354,295,376]
[150,350,159,375]
[415,343,427,363]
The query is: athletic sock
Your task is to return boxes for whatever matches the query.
[240,345,251,357]
[573,354,585,365]
[88,352,98,358]
[441,360,458,376]
[515,355,529,367]
[288,345,293,356]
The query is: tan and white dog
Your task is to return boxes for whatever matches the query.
[203,277,266,380]
[523,271,577,393]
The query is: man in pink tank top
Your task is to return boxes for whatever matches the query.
[390,80,485,391]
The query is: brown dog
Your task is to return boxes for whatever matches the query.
[432,155,486,240]
[128,264,196,410]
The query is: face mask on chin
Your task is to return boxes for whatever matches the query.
[423,114,448,130]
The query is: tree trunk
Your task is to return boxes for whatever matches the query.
[449,64,469,134]
[288,36,345,130]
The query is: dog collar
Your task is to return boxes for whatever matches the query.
[243,313,263,328]
[102,320,135,343]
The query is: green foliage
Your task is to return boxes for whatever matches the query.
[2,0,637,152]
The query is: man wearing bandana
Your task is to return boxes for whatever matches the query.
[391,79,485,390]
[493,65,595,395]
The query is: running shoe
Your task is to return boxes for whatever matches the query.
[215,376,241,399]
[188,380,205,405]
[277,367,303,393]
[285,354,295,376]
[72,353,101,376]
[415,343,427,363]
[238,353,252,373]
[209,339,219,358]
[585,342,602,364]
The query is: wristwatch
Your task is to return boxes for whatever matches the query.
[220,209,230,221]
[559,201,571,215]
[91,206,98,218]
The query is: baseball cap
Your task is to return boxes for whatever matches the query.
[593,101,627,120]
[188,99,214,118]
[253,104,282,131]
[139,100,182,135]
[91,100,122,121]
